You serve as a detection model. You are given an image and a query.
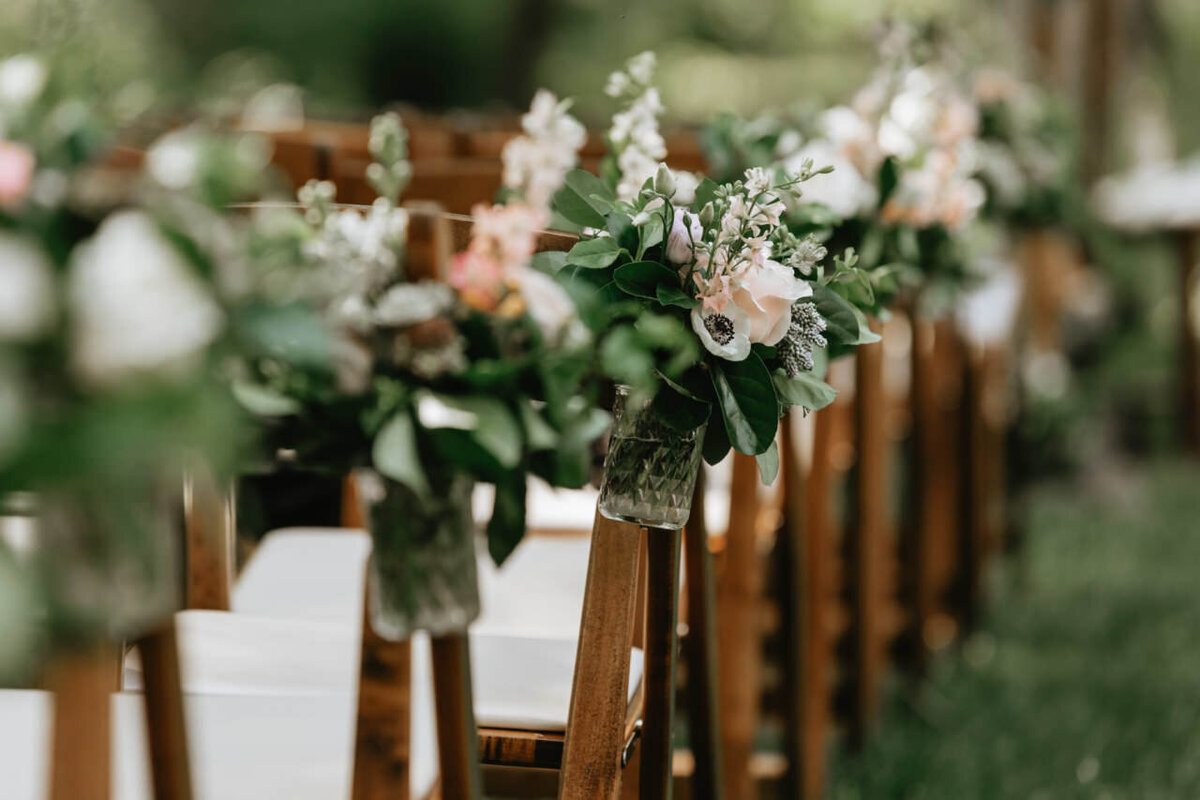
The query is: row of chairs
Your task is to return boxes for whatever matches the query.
[4,116,1024,800]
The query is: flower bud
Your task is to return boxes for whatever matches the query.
[698,202,715,226]
[653,163,676,198]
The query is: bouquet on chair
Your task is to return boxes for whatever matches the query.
[542,52,871,527]
[237,110,606,638]
[702,22,991,319]
[0,53,281,663]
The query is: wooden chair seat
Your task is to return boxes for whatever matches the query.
[0,688,429,800]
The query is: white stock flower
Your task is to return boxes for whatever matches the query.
[0,234,55,340]
[608,54,668,202]
[784,139,878,219]
[68,212,223,387]
[146,129,202,190]
[673,170,700,205]
[502,90,585,209]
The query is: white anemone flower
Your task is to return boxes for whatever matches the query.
[691,304,751,362]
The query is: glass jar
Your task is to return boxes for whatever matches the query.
[597,386,707,530]
[358,469,479,641]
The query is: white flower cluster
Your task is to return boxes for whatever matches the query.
[606,52,668,202]
[501,90,586,210]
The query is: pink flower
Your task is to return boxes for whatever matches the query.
[0,141,35,210]
[729,260,812,346]
[449,250,505,312]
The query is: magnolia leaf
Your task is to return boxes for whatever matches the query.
[372,412,430,496]
[711,353,779,456]
[756,440,779,484]
[418,392,522,469]
[655,284,700,309]
[565,237,622,269]
[652,376,711,432]
[607,212,638,254]
[614,261,680,300]
[702,418,732,465]
[772,370,837,411]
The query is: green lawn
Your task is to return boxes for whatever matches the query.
[830,459,1200,799]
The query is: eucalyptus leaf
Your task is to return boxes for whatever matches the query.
[519,401,559,451]
[487,473,527,566]
[711,353,779,456]
[531,251,567,273]
[565,237,622,269]
[812,283,862,346]
[552,170,608,229]
[417,392,522,469]
[772,370,837,411]
[606,212,638,254]
[693,177,720,210]
[756,441,779,484]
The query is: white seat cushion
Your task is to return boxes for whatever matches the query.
[124,611,640,734]
[0,688,388,800]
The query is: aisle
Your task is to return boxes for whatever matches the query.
[830,460,1200,799]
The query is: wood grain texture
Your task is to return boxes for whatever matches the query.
[46,644,115,800]
[135,620,194,800]
[850,329,887,747]
[559,513,642,800]
[776,411,810,800]
[431,633,484,800]
[716,452,764,800]
[184,469,233,611]
[352,570,413,800]
[639,526,683,800]
[681,474,725,800]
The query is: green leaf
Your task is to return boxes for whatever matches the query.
[231,379,300,417]
[531,251,567,273]
[416,392,522,469]
[710,353,780,456]
[756,441,779,484]
[655,284,700,309]
[693,177,720,210]
[565,237,622,269]
[614,261,680,300]
[652,375,711,432]
[638,213,665,258]
[372,412,429,496]
[552,170,608,229]
[849,306,882,344]
[702,415,731,465]
[519,401,559,451]
[487,473,527,566]
[772,370,837,411]
[237,303,332,368]
[878,157,900,208]
[811,283,861,346]
[607,212,638,254]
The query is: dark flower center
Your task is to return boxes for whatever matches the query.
[704,313,736,345]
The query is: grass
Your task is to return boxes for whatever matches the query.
[830,459,1200,799]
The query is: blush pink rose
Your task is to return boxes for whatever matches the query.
[730,260,812,346]
[0,141,35,210]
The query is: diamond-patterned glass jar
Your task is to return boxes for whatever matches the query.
[358,469,479,641]
[598,386,707,530]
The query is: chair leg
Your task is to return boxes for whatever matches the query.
[136,619,194,800]
[352,576,413,800]
[46,642,116,800]
[682,477,725,800]
[640,526,683,800]
[560,514,642,800]
[716,453,763,800]
[430,633,483,800]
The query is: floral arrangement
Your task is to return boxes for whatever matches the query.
[0,53,277,646]
[545,53,870,481]
[240,110,604,575]
[702,25,991,315]
[971,68,1081,229]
